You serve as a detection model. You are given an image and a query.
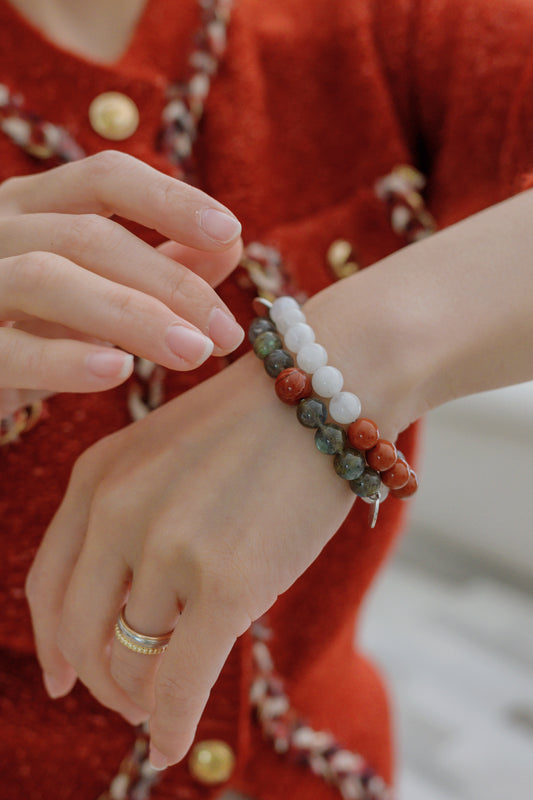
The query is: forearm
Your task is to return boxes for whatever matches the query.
[304,189,533,439]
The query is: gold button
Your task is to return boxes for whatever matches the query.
[188,739,236,785]
[88,92,139,141]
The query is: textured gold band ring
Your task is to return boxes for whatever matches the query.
[114,608,173,655]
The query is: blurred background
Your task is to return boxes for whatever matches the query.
[360,381,533,799]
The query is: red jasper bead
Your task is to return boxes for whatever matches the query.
[366,439,397,472]
[275,368,312,405]
[347,418,379,450]
[390,470,419,498]
[381,458,410,490]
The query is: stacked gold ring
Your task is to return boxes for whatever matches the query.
[114,608,173,655]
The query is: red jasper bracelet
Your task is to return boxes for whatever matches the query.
[249,296,418,526]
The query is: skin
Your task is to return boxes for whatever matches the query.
[0,152,245,417]
[24,189,533,769]
[5,0,149,63]
[5,0,533,776]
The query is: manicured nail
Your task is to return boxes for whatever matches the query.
[86,351,134,380]
[199,208,241,243]
[208,308,245,351]
[43,671,72,699]
[149,745,169,771]
[166,324,214,365]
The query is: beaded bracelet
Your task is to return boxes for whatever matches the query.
[249,296,418,527]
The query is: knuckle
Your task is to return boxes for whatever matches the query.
[156,670,207,711]
[110,656,150,700]
[85,151,136,215]
[86,149,133,179]
[164,267,211,320]
[7,250,58,297]
[66,213,114,253]
[0,175,27,214]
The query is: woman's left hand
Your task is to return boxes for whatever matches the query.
[25,350,356,769]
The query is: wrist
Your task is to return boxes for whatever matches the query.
[301,267,430,442]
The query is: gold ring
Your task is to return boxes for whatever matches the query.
[114,608,173,655]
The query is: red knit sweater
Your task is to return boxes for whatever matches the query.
[1,1,532,798]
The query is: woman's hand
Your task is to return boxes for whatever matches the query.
[0,150,244,417]
[25,351,356,767]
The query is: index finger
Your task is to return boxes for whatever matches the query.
[148,601,250,769]
[1,151,241,251]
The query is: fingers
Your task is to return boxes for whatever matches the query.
[0,386,54,419]
[0,327,134,393]
[26,453,149,725]
[0,213,244,354]
[57,537,150,725]
[109,562,183,713]
[156,237,244,289]
[25,461,95,700]
[149,600,250,768]
[1,251,218,373]
[0,151,242,251]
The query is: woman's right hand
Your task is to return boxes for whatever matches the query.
[0,150,244,417]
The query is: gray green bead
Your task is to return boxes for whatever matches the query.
[349,468,382,498]
[334,448,365,480]
[297,397,327,428]
[314,424,346,455]
[248,316,277,343]
[253,330,283,359]
[264,349,294,377]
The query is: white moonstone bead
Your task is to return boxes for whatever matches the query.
[312,365,344,397]
[284,322,315,353]
[296,342,328,373]
[269,296,300,325]
[276,307,306,335]
[329,391,361,424]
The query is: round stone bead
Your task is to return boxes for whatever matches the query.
[312,365,344,398]
[284,322,316,353]
[276,307,306,335]
[390,470,419,498]
[333,448,365,480]
[269,296,300,325]
[329,391,362,424]
[366,439,397,472]
[296,397,327,428]
[347,418,379,450]
[349,467,382,498]
[248,317,276,343]
[360,483,390,503]
[275,368,312,405]
[381,458,410,490]
[296,342,328,374]
[253,330,282,359]
[314,424,346,455]
[264,349,294,377]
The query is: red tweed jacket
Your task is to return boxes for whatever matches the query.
[1,0,532,798]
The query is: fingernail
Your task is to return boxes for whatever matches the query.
[166,324,214,365]
[208,308,245,351]
[43,671,72,699]
[149,745,169,771]
[199,208,241,244]
[86,351,134,380]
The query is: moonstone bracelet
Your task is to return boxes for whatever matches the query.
[249,296,418,526]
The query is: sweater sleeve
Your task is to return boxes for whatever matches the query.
[373,0,533,219]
